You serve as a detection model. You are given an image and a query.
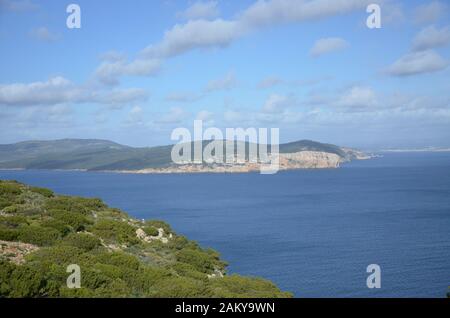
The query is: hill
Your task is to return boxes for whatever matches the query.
[0,180,291,297]
[0,139,368,172]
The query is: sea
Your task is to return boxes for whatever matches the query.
[1,152,449,297]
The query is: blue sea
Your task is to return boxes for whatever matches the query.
[1,152,449,298]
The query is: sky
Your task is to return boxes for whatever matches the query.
[0,0,449,150]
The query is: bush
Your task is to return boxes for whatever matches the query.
[45,196,106,215]
[0,215,28,228]
[60,233,101,251]
[49,210,92,232]
[145,220,172,234]
[40,219,72,236]
[29,186,54,198]
[26,245,86,265]
[143,226,159,237]
[0,227,19,241]
[17,225,60,246]
[91,219,138,245]
[175,249,218,274]
[0,181,23,209]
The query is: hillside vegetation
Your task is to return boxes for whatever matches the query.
[0,138,363,171]
[0,180,291,298]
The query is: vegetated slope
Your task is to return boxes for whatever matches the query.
[0,138,363,171]
[0,180,291,298]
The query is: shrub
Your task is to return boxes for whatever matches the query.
[0,227,19,241]
[91,219,138,245]
[17,225,60,246]
[94,251,141,271]
[29,186,54,198]
[45,196,106,215]
[49,210,92,232]
[143,226,159,237]
[175,249,218,274]
[60,233,101,251]
[40,219,72,236]
[0,215,28,228]
[145,220,172,234]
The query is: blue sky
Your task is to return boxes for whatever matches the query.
[0,0,449,149]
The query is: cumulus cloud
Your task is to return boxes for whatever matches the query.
[206,72,237,92]
[261,94,292,113]
[91,0,373,84]
[385,50,448,77]
[240,0,371,29]
[125,106,145,125]
[29,26,60,42]
[336,86,377,109]
[95,58,161,85]
[414,1,448,24]
[412,25,450,51]
[141,19,242,59]
[309,37,349,57]
[140,0,370,60]
[177,1,219,20]
[0,76,148,106]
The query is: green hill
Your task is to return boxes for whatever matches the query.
[0,180,291,298]
[0,138,362,171]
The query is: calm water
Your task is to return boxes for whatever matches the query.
[1,152,449,297]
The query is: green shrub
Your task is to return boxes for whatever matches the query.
[143,226,159,237]
[27,245,86,265]
[0,215,29,228]
[49,210,92,231]
[175,249,218,274]
[94,251,141,271]
[145,220,172,234]
[60,233,101,251]
[17,225,60,246]
[91,219,138,245]
[40,219,72,236]
[45,196,106,215]
[0,227,19,241]
[29,186,54,198]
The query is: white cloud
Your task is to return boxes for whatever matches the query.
[141,19,241,59]
[414,1,448,25]
[412,25,450,51]
[385,50,448,77]
[99,50,126,62]
[240,0,371,29]
[29,26,59,42]
[0,76,148,106]
[155,107,188,124]
[336,86,377,109]
[125,106,145,125]
[177,1,219,20]
[309,37,349,57]
[262,94,291,113]
[206,72,237,92]
[140,0,370,60]
[95,58,161,85]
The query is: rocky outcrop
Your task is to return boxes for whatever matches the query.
[118,150,345,174]
[0,240,39,264]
